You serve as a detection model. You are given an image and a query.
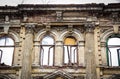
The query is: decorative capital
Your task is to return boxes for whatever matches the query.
[100,42,106,47]
[84,22,95,33]
[84,17,98,33]
[25,24,35,34]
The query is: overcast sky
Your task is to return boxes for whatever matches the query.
[0,0,119,6]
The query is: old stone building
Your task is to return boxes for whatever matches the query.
[0,3,120,79]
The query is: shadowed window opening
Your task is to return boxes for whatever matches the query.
[40,35,54,66]
[107,37,120,66]
[64,36,78,65]
[0,36,14,66]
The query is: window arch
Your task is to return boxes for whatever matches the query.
[106,34,120,66]
[0,74,12,79]
[40,35,55,66]
[0,36,14,66]
[63,36,78,65]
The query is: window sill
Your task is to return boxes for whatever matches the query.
[0,64,21,69]
[99,65,120,69]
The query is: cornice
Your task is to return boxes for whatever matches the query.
[0,3,119,13]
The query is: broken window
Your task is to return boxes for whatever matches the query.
[0,36,14,66]
[40,36,54,66]
[64,36,78,65]
[107,36,120,66]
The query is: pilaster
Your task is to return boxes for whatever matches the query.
[84,22,97,79]
[78,41,85,66]
[54,40,63,66]
[21,24,34,79]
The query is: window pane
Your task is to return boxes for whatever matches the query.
[108,38,120,45]
[64,46,69,63]
[0,37,6,46]
[5,37,14,46]
[71,46,77,63]
[0,37,14,46]
[49,47,53,66]
[41,47,49,65]
[108,37,120,66]
[0,47,14,66]
[42,36,54,45]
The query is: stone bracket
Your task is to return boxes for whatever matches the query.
[4,24,10,34]
[46,25,51,32]
[56,11,63,21]
[84,22,95,33]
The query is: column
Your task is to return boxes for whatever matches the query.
[21,24,34,79]
[84,23,97,79]
[33,41,40,66]
[54,40,63,66]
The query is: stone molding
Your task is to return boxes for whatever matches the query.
[44,70,74,79]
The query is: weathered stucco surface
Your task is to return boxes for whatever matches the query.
[0,3,120,79]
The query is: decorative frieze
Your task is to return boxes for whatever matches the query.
[52,25,67,31]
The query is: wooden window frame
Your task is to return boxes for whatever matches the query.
[40,36,55,67]
[106,34,120,66]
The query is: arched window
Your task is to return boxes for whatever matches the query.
[0,36,14,66]
[40,35,54,66]
[64,36,78,65]
[107,35,120,66]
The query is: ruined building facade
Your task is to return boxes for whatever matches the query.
[0,3,120,79]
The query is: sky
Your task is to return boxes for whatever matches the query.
[0,0,119,6]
